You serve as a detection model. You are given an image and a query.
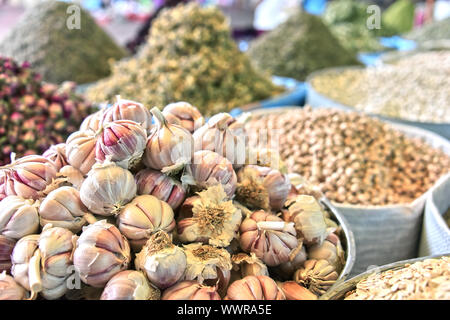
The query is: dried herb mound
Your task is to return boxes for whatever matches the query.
[405,17,450,44]
[382,0,415,34]
[87,3,281,115]
[0,1,127,84]
[0,57,94,166]
[247,10,360,81]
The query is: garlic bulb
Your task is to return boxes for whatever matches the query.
[245,148,287,173]
[80,109,104,132]
[117,195,176,251]
[0,196,39,239]
[0,236,16,273]
[43,143,68,171]
[80,162,136,216]
[231,253,269,280]
[162,102,205,133]
[177,185,241,247]
[135,231,186,289]
[236,165,290,211]
[66,130,97,175]
[225,275,285,300]
[162,281,220,300]
[307,233,346,273]
[143,107,193,174]
[183,243,232,296]
[73,220,131,287]
[95,120,147,170]
[39,186,97,233]
[272,244,307,280]
[102,97,152,134]
[182,150,237,198]
[294,259,339,296]
[0,155,57,200]
[10,234,39,291]
[101,270,161,300]
[0,272,26,300]
[57,165,85,190]
[239,210,298,267]
[135,168,186,210]
[277,281,318,300]
[284,195,328,246]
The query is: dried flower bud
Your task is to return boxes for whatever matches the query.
[177,185,241,247]
[135,231,186,289]
[95,120,147,170]
[0,271,26,300]
[239,210,298,267]
[73,220,131,287]
[80,109,104,132]
[162,280,220,300]
[117,195,176,251]
[294,259,339,296]
[0,236,16,273]
[80,162,136,216]
[272,245,307,280]
[231,253,269,280]
[307,233,345,273]
[277,281,318,300]
[43,144,68,171]
[102,98,152,134]
[0,196,39,239]
[57,165,85,190]
[66,130,97,175]
[101,270,161,300]
[135,168,186,210]
[225,275,285,300]
[162,102,205,133]
[10,234,39,291]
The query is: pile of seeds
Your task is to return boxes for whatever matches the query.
[87,3,281,115]
[345,257,450,300]
[311,51,450,124]
[245,107,450,206]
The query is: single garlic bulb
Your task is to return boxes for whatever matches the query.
[117,195,176,251]
[57,165,85,190]
[272,245,307,280]
[10,234,39,292]
[0,236,16,273]
[277,281,318,300]
[177,185,241,247]
[66,130,97,175]
[239,210,298,267]
[236,165,290,211]
[0,271,26,300]
[294,259,339,296]
[182,150,237,198]
[95,120,147,170]
[162,102,205,133]
[135,168,186,210]
[101,270,161,300]
[0,196,39,239]
[0,155,57,200]
[73,220,131,287]
[80,162,136,216]
[39,186,97,233]
[183,243,232,296]
[135,231,187,289]
[143,107,193,174]
[80,109,104,132]
[307,233,346,273]
[231,253,269,281]
[162,281,220,300]
[43,143,68,171]
[225,275,285,300]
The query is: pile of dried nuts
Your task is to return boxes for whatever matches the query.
[245,107,450,206]
[345,257,450,300]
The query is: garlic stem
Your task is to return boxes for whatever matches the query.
[256,221,288,231]
[150,107,167,126]
[84,213,98,225]
[28,249,42,296]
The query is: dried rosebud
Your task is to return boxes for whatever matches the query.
[162,102,205,133]
[117,195,176,251]
[231,253,269,281]
[10,234,39,292]
[135,231,187,289]
[80,109,104,132]
[177,185,241,247]
[0,196,39,239]
[225,275,285,300]
[102,98,152,134]
[277,281,317,300]
[66,130,97,175]
[73,220,131,287]
[57,165,84,190]
[101,270,161,300]
[307,233,345,273]
[239,210,298,267]
[294,259,339,296]
[43,143,68,171]
[0,236,16,273]
[162,280,220,300]
[0,271,26,300]
[272,245,307,280]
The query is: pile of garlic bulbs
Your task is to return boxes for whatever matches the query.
[0,98,346,300]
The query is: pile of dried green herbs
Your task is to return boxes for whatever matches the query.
[405,17,450,44]
[87,3,281,115]
[246,10,360,81]
[0,1,127,84]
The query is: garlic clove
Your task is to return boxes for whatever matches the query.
[162,102,205,133]
[307,233,345,274]
[0,236,16,273]
[101,270,161,300]
[0,271,27,300]
[294,259,339,296]
[43,144,68,171]
[0,196,39,240]
[162,280,220,300]
[66,130,97,175]
[278,281,317,300]
[57,165,85,190]
[225,275,285,300]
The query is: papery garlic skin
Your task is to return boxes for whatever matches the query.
[278,281,318,300]
[0,271,26,300]
[80,162,136,216]
[0,236,16,273]
[102,98,152,134]
[225,275,285,300]
[272,245,307,280]
[117,195,176,251]
[307,233,345,273]
[0,196,39,239]
[101,270,161,300]
[162,280,221,300]
[239,210,298,267]
[57,165,85,190]
[66,130,97,175]
[43,144,68,171]
[231,253,269,279]
[80,109,104,132]
[135,169,186,210]
[73,220,131,287]
[162,102,205,134]
[294,259,339,296]
[11,234,40,290]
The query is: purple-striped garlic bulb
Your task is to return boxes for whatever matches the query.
[0,272,27,300]
[66,130,97,175]
[135,168,186,210]
[101,270,161,300]
[73,220,131,287]
[80,109,104,132]
[117,195,175,251]
[162,280,220,300]
[225,275,285,300]
[0,196,39,240]
[0,236,16,273]
[57,165,85,190]
[162,102,205,133]
[239,210,298,267]
[43,144,68,171]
